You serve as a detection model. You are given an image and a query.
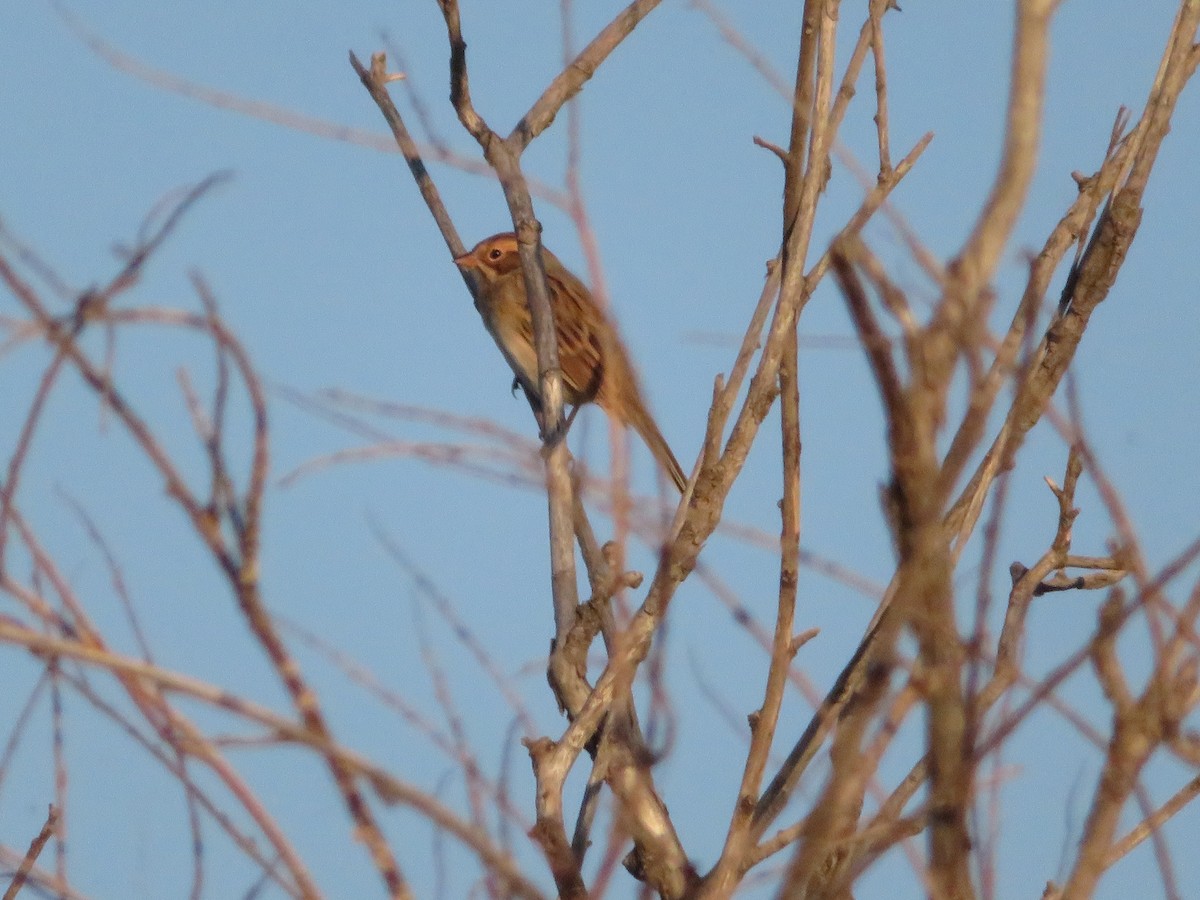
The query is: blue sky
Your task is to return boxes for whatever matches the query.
[2,2,1198,898]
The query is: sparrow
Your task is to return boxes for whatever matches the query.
[455,233,686,493]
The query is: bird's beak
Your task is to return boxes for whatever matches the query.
[454,251,478,269]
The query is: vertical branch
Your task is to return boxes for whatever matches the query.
[433,3,581,643]
[713,0,837,485]
[695,3,832,895]
[781,0,822,226]
[868,0,893,173]
[950,0,1056,297]
[830,237,973,899]
[427,4,688,894]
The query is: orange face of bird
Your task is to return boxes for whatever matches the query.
[454,233,523,280]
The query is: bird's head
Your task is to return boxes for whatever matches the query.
[454,233,524,283]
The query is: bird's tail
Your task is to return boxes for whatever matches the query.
[625,400,687,494]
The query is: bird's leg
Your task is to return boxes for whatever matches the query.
[515,374,580,446]
[516,381,556,443]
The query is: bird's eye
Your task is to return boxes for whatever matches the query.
[488,248,504,261]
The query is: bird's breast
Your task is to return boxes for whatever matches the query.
[480,281,541,389]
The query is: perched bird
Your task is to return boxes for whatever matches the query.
[454,232,686,493]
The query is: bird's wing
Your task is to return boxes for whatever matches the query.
[545,268,606,403]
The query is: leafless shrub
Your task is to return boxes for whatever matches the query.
[3,2,1198,898]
